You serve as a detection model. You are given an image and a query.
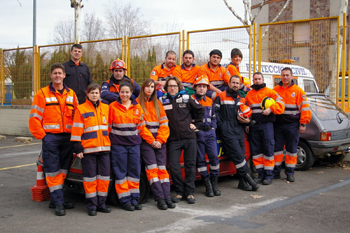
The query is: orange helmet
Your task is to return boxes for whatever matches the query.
[110,59,127,71]
[193,75,210,88]
[238,104,252,119]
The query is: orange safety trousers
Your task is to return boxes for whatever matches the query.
[81,152,110,210]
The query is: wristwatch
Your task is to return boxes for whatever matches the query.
[300,124,306,127]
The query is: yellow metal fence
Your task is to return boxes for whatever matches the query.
[0,16,348,111]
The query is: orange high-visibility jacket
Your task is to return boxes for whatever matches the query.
[29,84,78,140]
[273,81,311,124]
[108,98,155,146]
[71,100,111,154]
[198,63,231,87]
[150,64,178,81]
[245,85,285,123]
[173,64,200,88]
[137,99,170,144]
[227,63,251,87]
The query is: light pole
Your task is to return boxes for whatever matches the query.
[70,0,84,43]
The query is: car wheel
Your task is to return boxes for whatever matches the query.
[107,175,120,206]
[295,141,315,171]
[138,171,150,204]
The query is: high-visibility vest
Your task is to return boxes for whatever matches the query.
[71,100,111,154]
[29,84,78,139]
[137,98,170,144]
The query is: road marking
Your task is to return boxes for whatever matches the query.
[0,150,41,159]
[145,178,350,232]
[0,163,36,171]
[0,142,41,149]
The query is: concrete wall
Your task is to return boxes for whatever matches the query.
[0,106,31,136]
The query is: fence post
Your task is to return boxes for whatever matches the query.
[253,23,257,74]
[36,46,41,92]
[258,24,262,72]
[0,49,4,105]
[127,36,130,76]
[341,12,346,110]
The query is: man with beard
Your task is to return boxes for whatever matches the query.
[245,72,285,185]
[101,59,141,104]
[150,50,179,97]
[63,44,92,104]
[199,49,231,100]
[214,75,259,192]
[173,50,200,95]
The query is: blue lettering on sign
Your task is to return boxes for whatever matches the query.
[244,63,308,76]
[246,64,250,72]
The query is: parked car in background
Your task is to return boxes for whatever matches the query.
[296,93,350,170]
[324,76,350,113]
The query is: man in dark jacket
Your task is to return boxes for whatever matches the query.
[160,76,204,204]
[101,59,141,104]
[63,44,92,104]
[215,75,259,192]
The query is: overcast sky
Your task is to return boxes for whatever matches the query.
[0,0,244,49]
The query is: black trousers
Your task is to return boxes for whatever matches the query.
[167,139,197,196]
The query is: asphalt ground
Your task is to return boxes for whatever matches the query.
[1,135,350,233]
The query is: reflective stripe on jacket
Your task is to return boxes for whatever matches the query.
[173,64,200,87]
[150,64,178,81]
[71,100,111,154]
[101,75,141,104]
[227,63,251,91]
[160,90,205,141]
[198,63,230,87]
[137,98,170,144]
[245,86,285,123]
[273,81,311,124]
[214,90,246,138]
[29,83,78,140]
[108,98,154,146]
[191,93,217,129]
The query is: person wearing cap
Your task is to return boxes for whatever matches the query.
[101,59,141,104]
[273,67,311,182]
[150,50,179,98]
[245,72,285,185]
[191,75,220,197]
[160,76,205,204]
[214,75,259,192]
[173,50,200,95]
[63,44,92,104]
[226,48,251,96]
[198,49,231,100]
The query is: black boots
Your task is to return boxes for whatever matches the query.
[210,176,221,196]
[55,204,65,216]
[243,173,259,191]
[204,178,214,197]
[238,177,253,191]
[157,199,168,210]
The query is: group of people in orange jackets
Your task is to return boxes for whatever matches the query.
[29,44,311,217]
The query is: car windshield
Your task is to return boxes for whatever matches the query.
[308,95,348,121]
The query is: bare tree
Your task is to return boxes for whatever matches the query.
[50,19,75,44]
[82,13,105,41]
[223,0,291,36]
[105,2,150,38]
